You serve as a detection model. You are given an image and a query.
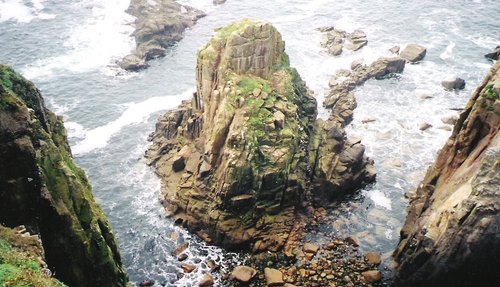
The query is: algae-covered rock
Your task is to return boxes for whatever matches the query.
[0,65,128,287]
[147,19,374,251]
[393,62,500,286]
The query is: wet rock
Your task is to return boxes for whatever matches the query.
[441,115,459,125]
[361,270,382,283]
[441,78,466,90]
[177,253,188,261]
[369,57,406,79]
[119,0,206,71]
[484,45,500,60]
[172,243,189,257]
[389,45,400,54]
[264,268,284,286]
[139,279,155,287]
[400,44,427,63]
[230,266,258,283]
[345,236,360,247]
[181,263,197,273]
[199,273,215,287]
[419,122,432,131]
[345,30,368,51]
[366,252,382,265]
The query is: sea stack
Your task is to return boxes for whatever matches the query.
[147,19,374,252]
[393,62,500,286]
[0,65,128,286]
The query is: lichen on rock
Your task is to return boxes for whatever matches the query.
[0,65,128,287]
[147,19,375,252]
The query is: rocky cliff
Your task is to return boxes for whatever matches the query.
[0,65,128,286]
[393,62,500,286]
[119,0,205,71]
[147,19,374,252]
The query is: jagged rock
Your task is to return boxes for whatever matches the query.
[119,0,206,71]
[369,57,406,79]
[441,77,466,90]
[393,62,500,287]
[0,65,128,286]
[345,30,368,51]
[389,45,400,54]
[198,273,215,286]
[485,45,500,60]
[147,20,374,251]
[264,267,284,286]
[400,44,427,63]
[230,266,258,283]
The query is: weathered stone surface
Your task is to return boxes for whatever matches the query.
[147,20,374,252]
[441,77,466,90]
[361,270,382,283]
[400,44,427,63]
[264,267,284,286]
[369,57,406,79]
[0,65,128,286]
[230,266,258,283]
[389,45,400,54]
[118,0,206,71]
[393,62,500,287]
[320,27,368,56]
[345,30,368,51]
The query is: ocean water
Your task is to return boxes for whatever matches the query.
[0,0,498,285]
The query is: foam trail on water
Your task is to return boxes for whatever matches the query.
[0,0,55,23]
[368,189,392,210]
[23,0,134,79]
[73,89,194,155]
[440,42,455,60]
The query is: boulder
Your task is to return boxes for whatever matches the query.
[0,65,128,286]
[345,30,368,51]
[441,77,466,90]
[393,62,500,287]
[303,242,319,254]
[264,268,284,286]
[230,266,258,283]
[181,263,196,273]
[400,44,427,63]
[366,252,382,265]
[369,57,406,79]
[198,273,215,286]
[361,270,382,283]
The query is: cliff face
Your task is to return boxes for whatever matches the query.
[147,19,374,252]
[393,62,500,286]
[0,65,128,287]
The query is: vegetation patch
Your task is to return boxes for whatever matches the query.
[480,84,499,114]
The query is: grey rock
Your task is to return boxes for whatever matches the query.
[400,44,427,63]
[441,78,466,90]
[369,57,406,79]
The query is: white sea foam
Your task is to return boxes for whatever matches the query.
[22,0,134,80]
[72,89,194,155]
[65,121,86,140]
[440,42,455,60]
[368,189,392,210]
[0,0,54,23]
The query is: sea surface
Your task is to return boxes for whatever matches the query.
[0,0,498,285]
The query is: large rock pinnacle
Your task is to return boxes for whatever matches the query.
[147,19,374,251]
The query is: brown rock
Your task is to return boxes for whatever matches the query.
[181,263,196,273]
[362,270,382,283]
[303,243,319,254]
[264,268,284,286]
[199,273,215,286]
[366,252,382,265]
[389,45,400,54]
[345,236,360,247]
[369,57,406,79]
[230,266,258,283]
[400,44,427,63]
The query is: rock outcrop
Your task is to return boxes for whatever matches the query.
[147,20,374,252]
[393,62,500,286]
[399,44,427,63]
[119,0,206,71]
[0,65,128,286]
[319,27,368,56]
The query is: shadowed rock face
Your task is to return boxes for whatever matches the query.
[147,19,374,252]
[0,65,128,287]
[119,0,206,71]
[393,62,500,287]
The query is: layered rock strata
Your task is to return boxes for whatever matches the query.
[147,20,375,252]
[393,62,500,286]
[119,0,205,71]
[0,65,128,286]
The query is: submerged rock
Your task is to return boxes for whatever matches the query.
[393,62,500,286]
[147,19,374,251]
[118,0,206,71]
[0,65,128,286]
